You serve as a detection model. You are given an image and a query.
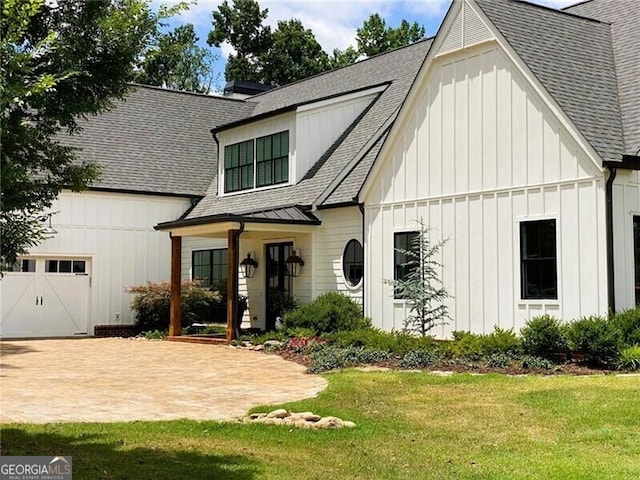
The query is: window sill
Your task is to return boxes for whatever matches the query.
[517,299,560,307]
[221,182,291,198]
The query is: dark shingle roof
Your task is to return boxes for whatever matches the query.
[61,85,256,196]
[475,0,625,163]
[563,0,640,156]
[186,39,433,219]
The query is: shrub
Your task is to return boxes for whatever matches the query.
[144,329,166,340]
[617,345,640,371]
[520,315,568,359]
[520,355,556,370]
[566,316,622,366]
[487,353,512,369]
[127,280,221,332]
[400,349,438,369]
[283,292,371,334]
[444,327,521,360]
[307,345,392,373]
[326,327,436,356]
[610,307,640,346]
[251,331,288,344]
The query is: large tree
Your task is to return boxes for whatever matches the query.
[208,0,271,84]
[0,0,163,267]
[136,24,218,93]
[356,14,425,58]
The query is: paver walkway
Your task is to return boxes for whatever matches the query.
[0,338,327,423]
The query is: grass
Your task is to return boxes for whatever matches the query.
[2,372,639,479]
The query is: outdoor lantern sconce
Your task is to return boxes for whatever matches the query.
[42,213,58,237]
[285,248,305,277]
[240,251,258,279]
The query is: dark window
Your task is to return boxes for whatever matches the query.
[224,140,254,193]
[256,131,289,187]
[192,249,228,295]
[342,239,364,286]
[520,220,557,299]
[634,216,640,305]
[45,260,58,273]
[2,259,36,272]
[394,231,418,299]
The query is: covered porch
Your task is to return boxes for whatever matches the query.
[156,207,321,341]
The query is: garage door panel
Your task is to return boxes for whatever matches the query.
[37,274,90,335]
[1,275,37,337]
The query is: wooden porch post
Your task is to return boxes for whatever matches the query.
[227,229,239,341]
[169,234,182,337]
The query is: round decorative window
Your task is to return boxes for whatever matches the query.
[342,239,364,287]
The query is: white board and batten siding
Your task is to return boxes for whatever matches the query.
[363,37,607,337]
[0,190,191,337]
[312,207,364,303]
[612,170,640,311]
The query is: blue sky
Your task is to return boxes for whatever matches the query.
[158,0,577,89]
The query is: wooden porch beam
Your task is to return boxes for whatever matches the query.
[169,235,182,337]
[227,229,239,341]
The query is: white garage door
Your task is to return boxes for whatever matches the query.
[1,257,91,338]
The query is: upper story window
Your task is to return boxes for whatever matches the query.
[224,131,289,193]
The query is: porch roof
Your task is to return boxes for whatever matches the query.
[155,205,321,234]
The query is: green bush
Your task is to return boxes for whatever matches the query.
[400,349,438,369]
[127,280,221,333]
[520,355,556,370]
[307,345,392,373]
[144,329,167,340]
[617,345,640,371]
[566,316,622,366]
[610,307,640,346]
[444,327,521,360]
[326,327,436,356]
[283,292,371,334]
[487,353,512,369]
[520,315,568,359]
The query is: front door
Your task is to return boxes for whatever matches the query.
[265,242,293,330]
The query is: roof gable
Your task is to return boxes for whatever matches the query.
[474,0,624,162]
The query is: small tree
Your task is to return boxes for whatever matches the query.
[386,218,451,336]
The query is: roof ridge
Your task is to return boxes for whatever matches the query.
[130,83,257,104]
[249,37,436,101]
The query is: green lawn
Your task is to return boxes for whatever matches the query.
[2,372,639,479]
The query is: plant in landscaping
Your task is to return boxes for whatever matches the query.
[283,291,370,334]
[609,306,640,346]
[520,355,556,370]
[400,349,438,369]
[566,316,623,366]
[617,345,640,371]
[487,353,512,369]
[307,345,392,373]
[325,327,436,356]
[127,280,220,332]
[520,315,568,359]
[385,218,451,336]
[144,329,167,340]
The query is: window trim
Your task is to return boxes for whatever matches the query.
[222,130,290,195]
[393,230,419,300]
[342,239,364,288]
[519,218,558,301]
[191,248,228,295]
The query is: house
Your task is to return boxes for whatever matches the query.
[3,0,638,339]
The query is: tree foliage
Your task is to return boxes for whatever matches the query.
[386,218,451,336]
[356,14,425,57]
[0,0,161,267]
[136,24,218,93]
[208,0,425,86]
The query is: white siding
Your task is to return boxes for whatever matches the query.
[312,207,363,303]
[22,190,191,330]
[364,43,607,337]
[295,93,378,183]
[612,170,640,311]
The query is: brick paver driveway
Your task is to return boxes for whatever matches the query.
[0,338,327,423]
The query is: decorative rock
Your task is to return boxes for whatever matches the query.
[297,412,321,422]
[267,408,289,419]
[343,421,357,428]
[263,417,283,425]
[249,413,267,420]
[263,340,285,348]
[314,416,344,429]
[253,344,265,351]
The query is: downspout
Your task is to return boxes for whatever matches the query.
[605,166,617,314]
[358,202,365,313]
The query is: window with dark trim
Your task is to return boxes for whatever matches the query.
[394,231,418,299]
[520,220,557,299]
[342,239,364,287]
[256,131,289,187]
[192,249,228,295]
[224,140,254,193]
